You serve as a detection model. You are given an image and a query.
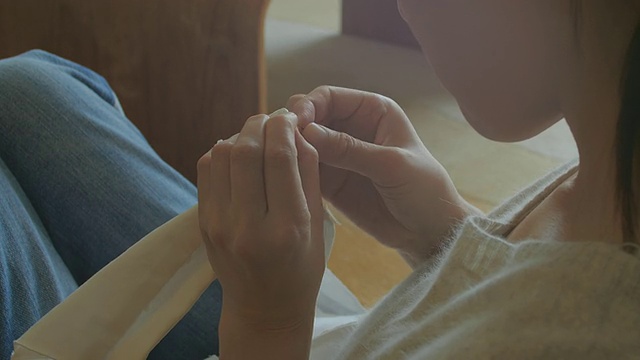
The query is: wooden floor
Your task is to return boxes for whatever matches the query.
[265,2,577,308]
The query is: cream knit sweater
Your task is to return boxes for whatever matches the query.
[309,160,640,359]
[212,160,640,359]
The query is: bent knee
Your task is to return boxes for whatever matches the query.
[0,50,76,106]
[0,50,116,107]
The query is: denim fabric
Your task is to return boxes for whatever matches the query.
[0,50,222,359]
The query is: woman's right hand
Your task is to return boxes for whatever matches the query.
[289,86,479,266]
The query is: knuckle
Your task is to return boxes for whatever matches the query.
[230,143,262,163]
[266,147,296,166]
[282,207,312,228]
[387,98,403,112]
[363,94,392,119]
[210,141,232,158]
[385,147,407,162]
[387,148,408,166]
[315,85,332,95]
[266,113,294,130]
[314,85,334,104]
[197,153,211,172]
[335,132,357,158]
[274,222,305,244]
[230,232,259,259]
[380,94,400,109]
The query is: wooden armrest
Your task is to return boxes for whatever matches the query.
[0,0,271,182]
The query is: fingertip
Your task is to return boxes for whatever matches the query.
[286,94,306,109]
[249,113,270,121]
[266,112,299,133]
[290,97,316,128]
[302,122,329,144]
[223,133,239,145]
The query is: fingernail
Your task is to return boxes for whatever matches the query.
[216,134,238,146]
[227,133,239,144]
[269,108,290,118]
[307,122,328,135]
[302,123,329,142]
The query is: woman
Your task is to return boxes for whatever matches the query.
[198,0,640,358]
[2,1,639,360]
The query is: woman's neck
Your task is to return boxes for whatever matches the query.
[510,1,637,245]
[509,68,624,244]
[560,7,635,242]
[524,2,637,244]
[518,74,625,245]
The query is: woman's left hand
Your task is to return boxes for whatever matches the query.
[197,111,325,330]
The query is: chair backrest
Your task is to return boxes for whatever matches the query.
[0,0,271,182]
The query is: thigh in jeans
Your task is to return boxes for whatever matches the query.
[0,156,78,360]
[0,50,222,359]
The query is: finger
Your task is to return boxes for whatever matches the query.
[269,107,292,119]
[288,86,380,127]
[227,133,239,144]
[197,151,213,226]
[302,122,404,181]
[264,112,306,216]
[295,129,321,212]
[295,129,324,231]
[210,138,233,211]
[231,114,269,216]
[291,86,414,145]
[286,94,306,112]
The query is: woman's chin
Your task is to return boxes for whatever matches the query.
[460,105,557,144]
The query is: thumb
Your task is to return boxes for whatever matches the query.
[302,122,394,179]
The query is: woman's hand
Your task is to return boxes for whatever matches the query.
[197,112,324,359]
[289,86,479,267]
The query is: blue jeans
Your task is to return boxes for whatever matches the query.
[0,50,222,359]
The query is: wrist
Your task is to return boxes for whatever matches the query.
[221,296,316,329]
[400,193,481,268]
[219,309,314,360]
[221,310,314,333]
[220,305,315,333]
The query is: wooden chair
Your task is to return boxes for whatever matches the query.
[0,0,271,183]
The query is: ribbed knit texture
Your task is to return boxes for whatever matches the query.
[310,159,640,359]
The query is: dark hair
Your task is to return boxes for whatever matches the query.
[573,0,640,253]
[617,23,640,254]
